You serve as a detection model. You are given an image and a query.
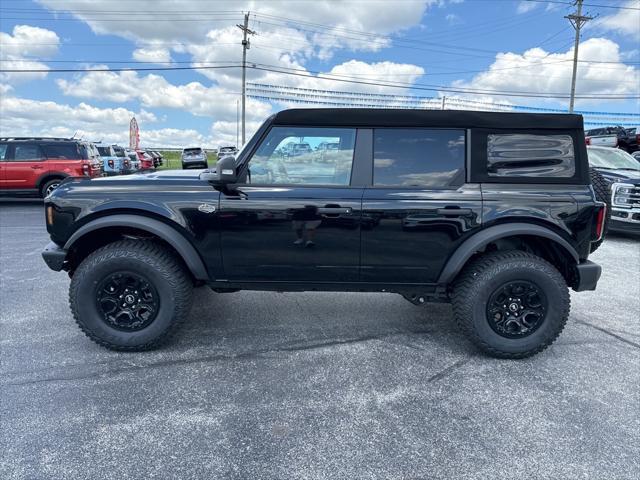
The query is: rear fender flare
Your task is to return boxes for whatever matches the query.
[64,214,209,280]
[438,223,579,284]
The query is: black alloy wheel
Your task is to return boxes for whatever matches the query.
[95,271,159,331]
[486,280,547,338]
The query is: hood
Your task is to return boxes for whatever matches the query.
[592,167,640,185]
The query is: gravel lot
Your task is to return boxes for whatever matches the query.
[1,201,639,479]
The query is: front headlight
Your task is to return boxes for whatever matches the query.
[611,183,638,208]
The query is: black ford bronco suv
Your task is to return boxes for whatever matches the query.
[42,109,607,358]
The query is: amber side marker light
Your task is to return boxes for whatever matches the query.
[46,206,54,226]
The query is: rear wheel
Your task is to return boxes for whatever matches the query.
[69,240,193,351]
[589,167,611,253]
[41,178,62,197]
[452,251,570,359]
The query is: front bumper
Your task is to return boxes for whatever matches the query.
[609,207,640,235]
[573,260,602,292]
[42,241,67,271]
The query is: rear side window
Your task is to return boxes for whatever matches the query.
[373,129,465,188]
[13,144,43,161]
[42,143,82,160]
[487,134,575,178]
[0,144,7,160]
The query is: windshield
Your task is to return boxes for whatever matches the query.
[589,148,640,170]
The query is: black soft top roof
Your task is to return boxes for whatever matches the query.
[271,108,584,130]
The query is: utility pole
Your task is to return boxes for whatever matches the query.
[236,99,239,148]
[565,0,592,113]
[237,12,255,145]
[441,96,446,110]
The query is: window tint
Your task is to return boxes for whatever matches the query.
[97,146,112,156]
[42,143,82,160]
[487,134,575,178]
[0,144,7,160]
[373,129,465,188]
[249,127,356,186]
[13,144,43,161]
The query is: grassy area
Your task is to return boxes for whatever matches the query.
[157,151,218,170]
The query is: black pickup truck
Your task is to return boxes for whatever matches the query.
[42,109,607,358]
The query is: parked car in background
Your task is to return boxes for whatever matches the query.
[218,146,238,158]
[585,126,639,153]
[96,145,123,176]
[619,126,639,153]
[112,145,134,173]
[135,150,155,170]
[588,146,640,235]
[585,128,618,148]
[0,137,102,197]
[145,150,163,168]
[124,149,141,172]
[181,147,208,169]
[282,142,312,157]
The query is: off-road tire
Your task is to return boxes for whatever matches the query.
[589,167,611,253]
[452,251,570,359]
[41,178,63,198]
[69,240,193,351]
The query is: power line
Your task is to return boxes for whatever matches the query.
[1,62,636,99]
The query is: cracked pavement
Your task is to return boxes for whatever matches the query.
[1,201,639,479]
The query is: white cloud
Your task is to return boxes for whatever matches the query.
[597,0,640,40]
[445,13,462,25]
[132,47,172,65]
[36,0,432,47]
[0,93,160,143]
[56,69,272,122]
[453,38,640,105]
[0,25,60,83]
[516,1,537,14]
[0,94,203,148]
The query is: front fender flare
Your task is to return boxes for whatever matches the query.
[437,223,579,284]
[64,214,209,280]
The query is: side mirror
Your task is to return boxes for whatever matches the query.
[199,155,237,186]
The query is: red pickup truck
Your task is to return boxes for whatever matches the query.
[0,138,102,197]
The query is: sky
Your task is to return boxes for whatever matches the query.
[0,0,638,148]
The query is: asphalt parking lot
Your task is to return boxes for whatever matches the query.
[1,201,639,479]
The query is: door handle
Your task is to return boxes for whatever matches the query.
[31,165,44,169]
[436,208,473,216]
[317,207,352,215]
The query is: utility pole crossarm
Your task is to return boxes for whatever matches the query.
[237,12,256,146]
[565,0,593,113]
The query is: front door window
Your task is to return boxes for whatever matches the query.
[247,127,356,186]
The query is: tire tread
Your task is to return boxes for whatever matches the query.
[69,240,193,351]
[452,250,570,359]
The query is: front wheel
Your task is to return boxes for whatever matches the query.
[452,251,570,359]
[41,178,62,197]
[69,240,193,351]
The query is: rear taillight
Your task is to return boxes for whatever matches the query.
[82,163,90,176]
[108,159,114,168]
[585,137,591,145]
[636,133,640,143]
[124,159,130,167]
[595,203,606,241]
